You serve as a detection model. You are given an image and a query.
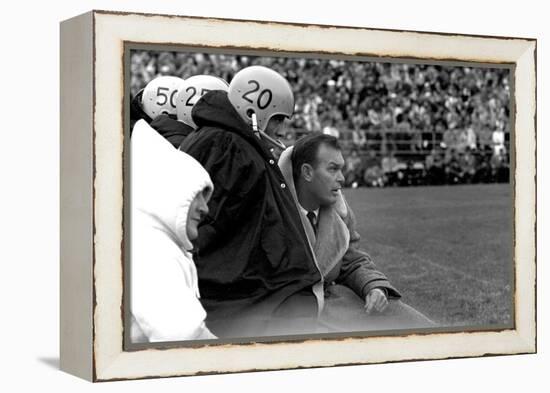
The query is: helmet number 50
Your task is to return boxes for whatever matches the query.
[156,87,178,108]
[242,80,272,110]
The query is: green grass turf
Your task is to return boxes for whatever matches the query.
[344,183,513,328]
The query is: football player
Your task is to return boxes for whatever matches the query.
[180,66,322,338]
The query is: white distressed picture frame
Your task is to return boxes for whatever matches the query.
[60,10,536,382]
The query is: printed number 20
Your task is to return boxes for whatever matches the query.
[242,80,272,110]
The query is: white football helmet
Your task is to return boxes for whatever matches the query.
[141,76,185,119]
[228,66,294,133]
[176,75,229,129]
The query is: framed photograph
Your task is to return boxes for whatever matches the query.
[60,10,536,382]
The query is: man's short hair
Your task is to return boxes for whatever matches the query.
[291,133,341,184]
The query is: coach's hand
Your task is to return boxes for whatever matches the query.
[364,288,388,314]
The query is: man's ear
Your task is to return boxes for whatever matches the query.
[301,163,314,182]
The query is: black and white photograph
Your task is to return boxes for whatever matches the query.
[2,0,547,390]
[126,47,514,345]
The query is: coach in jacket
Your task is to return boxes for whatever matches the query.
[279,133,435,332]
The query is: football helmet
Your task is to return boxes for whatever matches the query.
[176,75,229,129]
[141,76,185,119]
[228,66,294,133]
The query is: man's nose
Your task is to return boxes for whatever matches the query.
[336,170,345,183]
[199,199,209,217]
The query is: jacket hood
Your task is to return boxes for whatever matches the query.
[132,120,213,250]
[191,90,282,162]
[192,90,252,136]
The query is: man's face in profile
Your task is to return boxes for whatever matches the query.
[186,189,209,242]
[309,144,345,207]
[264,114,287,139]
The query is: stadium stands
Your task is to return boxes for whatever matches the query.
[131,51,511,187]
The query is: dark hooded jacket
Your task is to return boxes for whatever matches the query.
[130,89,151,132]
[179,91,322,337]
[150,114,194,149]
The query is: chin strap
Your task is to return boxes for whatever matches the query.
[251,113,260,136]
[251,112,286,157]
[259,130,286,151]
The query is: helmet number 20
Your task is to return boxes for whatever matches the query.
[156,87,178,108]
[242,80,272,110]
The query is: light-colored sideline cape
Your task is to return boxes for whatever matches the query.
[130,120,215,342]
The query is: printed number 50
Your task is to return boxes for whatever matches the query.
[156,87,178,108]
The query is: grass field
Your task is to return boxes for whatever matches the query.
[344,183,513,328]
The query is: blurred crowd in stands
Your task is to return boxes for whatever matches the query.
[131,50,511,187]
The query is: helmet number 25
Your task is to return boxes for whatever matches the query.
[185,87,211,106]
[156,87,178,108]
[242,80,272,110]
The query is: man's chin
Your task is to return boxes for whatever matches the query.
[323,196,338,206]
[186,227,199,243]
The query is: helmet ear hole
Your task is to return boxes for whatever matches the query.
[246,109,255,118]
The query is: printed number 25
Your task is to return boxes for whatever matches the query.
[185,87,212,106]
